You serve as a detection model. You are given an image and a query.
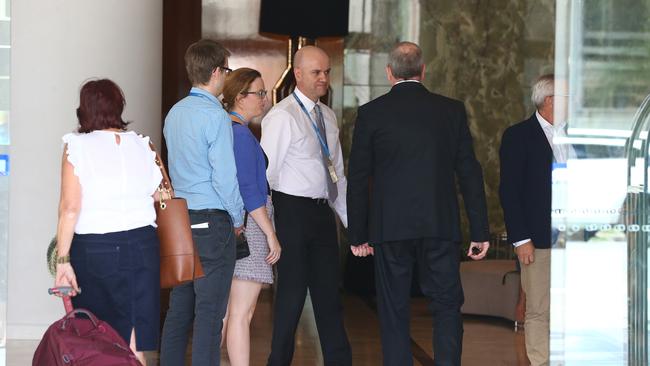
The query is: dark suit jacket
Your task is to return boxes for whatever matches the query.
[499,114,553,249]
[347,82,489,245]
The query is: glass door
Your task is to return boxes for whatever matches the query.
[0,0,8,363]
[551,0,650,364]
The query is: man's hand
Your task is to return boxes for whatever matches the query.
[234,225,244,237]
[350,243,374,257]
[467,241,489,260]
[515,241,535,265]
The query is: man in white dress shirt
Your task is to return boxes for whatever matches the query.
[499,74,573,366]
[261,45,352,366]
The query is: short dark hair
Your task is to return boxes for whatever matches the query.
[185,39,231,85]
[76,79,129,133]
[388,42,424,79]
[222,68,262,112]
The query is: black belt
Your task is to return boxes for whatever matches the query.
[188,208,228,214]
[272,190,329,205]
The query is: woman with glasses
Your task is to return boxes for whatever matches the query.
[221,67,281,366]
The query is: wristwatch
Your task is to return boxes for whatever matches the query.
[57,255,71,264]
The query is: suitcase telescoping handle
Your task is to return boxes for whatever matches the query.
[48,286,81,314]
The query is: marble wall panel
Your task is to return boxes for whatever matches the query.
[421,0,530,237]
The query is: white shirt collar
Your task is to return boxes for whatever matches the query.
[395,79,421,85]
[294,87,319,112]
[536,110,553,130]
[536,110,567,131]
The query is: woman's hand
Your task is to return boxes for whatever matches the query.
[265,234,282,265]
[55,263,80,297]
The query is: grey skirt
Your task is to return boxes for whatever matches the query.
[233,196,274,284]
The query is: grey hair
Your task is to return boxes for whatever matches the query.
[388,42,424,79]
[531,74,555,108]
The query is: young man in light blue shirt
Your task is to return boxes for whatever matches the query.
[160,39,244,366]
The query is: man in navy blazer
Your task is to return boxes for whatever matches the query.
[499,74,570,366]
[347,42,490,366]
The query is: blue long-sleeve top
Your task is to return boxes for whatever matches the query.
[232,121,269,212]
[163,87,245,227]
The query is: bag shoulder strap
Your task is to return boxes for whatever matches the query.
[148,141,174,197]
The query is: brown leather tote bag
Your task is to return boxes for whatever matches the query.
[150,142,205,288]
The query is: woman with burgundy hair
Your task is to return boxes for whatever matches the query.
[54,79,162,365]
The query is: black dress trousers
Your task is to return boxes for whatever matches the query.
[267,190,352,366]
[374,239,464,366]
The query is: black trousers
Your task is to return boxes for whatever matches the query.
[374,239,464,366]
[267,191,352,366]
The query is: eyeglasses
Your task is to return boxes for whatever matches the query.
[218,66,233,75]
[241,90,268,99]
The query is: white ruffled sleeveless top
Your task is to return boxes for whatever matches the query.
[62,130,162,234]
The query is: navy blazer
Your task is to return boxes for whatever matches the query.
[499,114,553,249]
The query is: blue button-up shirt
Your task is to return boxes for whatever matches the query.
[163,87,244,227]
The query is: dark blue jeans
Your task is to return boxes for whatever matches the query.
[160,209,235,366]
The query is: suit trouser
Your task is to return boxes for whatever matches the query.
[374,239,464,366]
[160,209,235,366]
[521,248,550,366]
[267,191,352,366]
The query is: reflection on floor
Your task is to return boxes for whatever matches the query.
[9,289,528,365]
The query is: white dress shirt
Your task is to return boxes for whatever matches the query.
[394,79,421,85]
[261,87,348,227]
[536,111,573,164]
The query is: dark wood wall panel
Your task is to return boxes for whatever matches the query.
[161,0,202,162]
[160,0,201,324]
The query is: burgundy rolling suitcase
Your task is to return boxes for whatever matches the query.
[32,288,141,366]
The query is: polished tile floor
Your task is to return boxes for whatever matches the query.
[10,289,528,365]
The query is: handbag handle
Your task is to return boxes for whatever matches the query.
[61,308,100,336]
[149,141,175,207]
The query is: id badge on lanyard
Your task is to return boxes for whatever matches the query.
[327,161,338,183]
[293,93,338,184]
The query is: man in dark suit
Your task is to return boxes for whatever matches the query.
[499,74,570,366]
[347,41,490,366]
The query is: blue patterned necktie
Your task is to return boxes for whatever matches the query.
[314,104,338,202]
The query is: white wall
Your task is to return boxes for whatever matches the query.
[8,0,162,339]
